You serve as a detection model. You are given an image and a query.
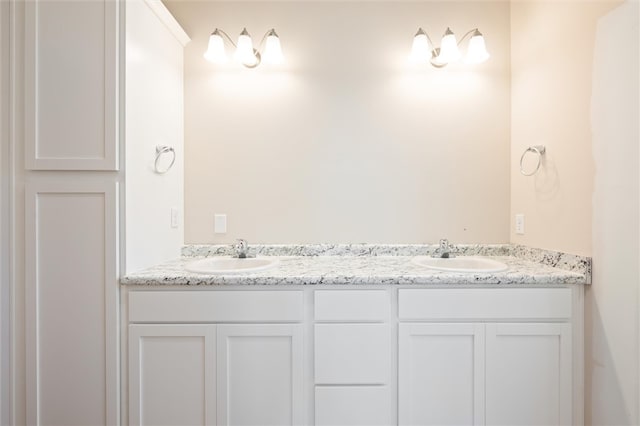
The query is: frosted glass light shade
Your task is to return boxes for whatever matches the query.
[204,30,227,63]
[262,29,283,65]
[437,28,461,64]
[234,28,256,65]
[410,28,431,64]
[465,30,490,64]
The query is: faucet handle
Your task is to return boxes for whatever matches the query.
[433,238,456,258]
[234,239,248,258]
[439,239,450,251]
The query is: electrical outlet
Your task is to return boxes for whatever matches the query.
[170,207,179,228]
[214,214,227,234]
[515,214,525,235]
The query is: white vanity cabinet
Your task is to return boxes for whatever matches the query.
[124,286,583,426]
[314,290,392,426]
[398,288,575,426]
[127,291,304,426]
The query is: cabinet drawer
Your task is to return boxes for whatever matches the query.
[129,290,303,323]
[315,324,390,384]
[399,288,572,320]
[315,290,389,321]
[315,386,391,426]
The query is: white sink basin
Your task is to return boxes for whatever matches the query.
[412,256,508,273]
[185,257,279,274]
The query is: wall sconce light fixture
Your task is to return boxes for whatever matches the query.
[410,27,489,68]
[204,27,283,68]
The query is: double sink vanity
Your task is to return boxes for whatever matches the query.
[121,241,590,426]
[180,239,510,276]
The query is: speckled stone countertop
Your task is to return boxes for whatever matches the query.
[121,244,590,286]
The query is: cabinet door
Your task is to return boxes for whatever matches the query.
[315,386,391,426]
[24,0,118,170]
[129,325,216,426]
[25,182,118,426]
[486,323,572,426]
[315,323,390,385]
[217,324,303,426]
[399,323,485,426]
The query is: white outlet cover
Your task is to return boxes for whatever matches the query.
[515,214,525,235]
[215,214,227,234]
[170,207,179,228]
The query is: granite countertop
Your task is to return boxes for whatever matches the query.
[121,244,591,286]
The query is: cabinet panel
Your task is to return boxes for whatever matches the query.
[314,290,389,321]
[129,325,216,426]
[217,324,303,426]
[315,324,390,385]
[399,288,572,320]
[25,182,118,426]
[315,386,391,426]
[24,0,117,170]
[399,323,484,426]
[486,323,571,426]
[129,290,303,323]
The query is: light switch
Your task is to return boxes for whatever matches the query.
[515,214,525,235]
[215,214,227,234]
[170,207,179,228]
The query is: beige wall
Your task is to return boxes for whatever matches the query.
[125,0,186,273]
[165,1,512,244]
[588,1,639,424]
[510,0,619,257]
[511,1,639,424]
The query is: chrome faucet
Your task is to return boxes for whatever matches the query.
[433,238,456,258]
[234,239,249,258]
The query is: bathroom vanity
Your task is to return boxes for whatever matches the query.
[121,245,589,426]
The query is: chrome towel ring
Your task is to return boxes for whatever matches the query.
[520,145,546,176]
[154,145,176,174]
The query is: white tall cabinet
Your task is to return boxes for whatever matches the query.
[17,0,187,424]
[22,0,120,423]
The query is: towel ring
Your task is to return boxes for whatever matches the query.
[520,145,546,176]
[154,145,175,174]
